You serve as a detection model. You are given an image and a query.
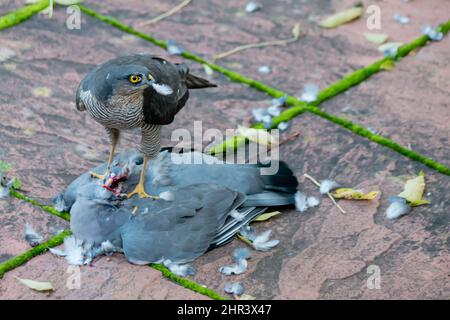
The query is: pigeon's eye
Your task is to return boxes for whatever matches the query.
[129,75,142,84]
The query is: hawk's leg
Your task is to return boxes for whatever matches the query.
[91,128,120,181]
[127,155,159,199]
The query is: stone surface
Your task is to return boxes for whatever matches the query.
[0,0,449,300]
[0,196,68,260]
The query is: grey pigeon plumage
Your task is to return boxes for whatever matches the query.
[54,149,298,264]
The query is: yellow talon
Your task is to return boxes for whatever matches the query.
[90,170,109,181]
[127,183,159,200]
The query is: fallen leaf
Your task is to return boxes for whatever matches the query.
[319,6,363,28]
[292,23,302,39]
[331,188,379,200]
[253,211,281,222]
[398,171,430,206]
[380,60,396,71]
[15,277,54,292]
[237,126,277,146]
[32,87,52,98]
[364,32,388,44]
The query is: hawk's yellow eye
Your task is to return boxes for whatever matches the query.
[129,75,142,84]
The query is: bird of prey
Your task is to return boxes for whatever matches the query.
[75,54,216,199]
[54,149,299,265]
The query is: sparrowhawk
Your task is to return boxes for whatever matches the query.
[75,54,216,199]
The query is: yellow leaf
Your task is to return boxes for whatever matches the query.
[292,23,302,39]
[236,234,253,246]
[380,60,395,71]
[15,277,54,292]
[398,172,430,206]
[237,126,277,146]
[319,6,363,29]
[253,211,281,222]
[364,32,388,44]
[32,87,52,98]
[331,188,379,200]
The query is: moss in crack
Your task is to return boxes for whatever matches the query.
[10,189,70,221]
[0,229,71,279]
[150,263,228,300]
[0,0,49,31]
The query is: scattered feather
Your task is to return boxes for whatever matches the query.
[166,39,185,55]
[163,260,196,276]
[219,247,250,275]
[262,115,273,129]
[277,122,289,131]
[237,125,277,146]
[271,95,287,108]
[239,225,257,242]
[258,65,271,74]
[150,83,173,95]
[233,247,251,261]
[0,47,16,62]
[0,180,12,199]
[320,179,340,194]
[251,108,267,122]
[203,64,214,75]
[49,247,67,257]
[224,282,244,296]
[319,6,363,29]
[378,42,403,58]
[294,191,308,212]
[306,196,320,207]
[252,230,279,252]
[15,277,54,292]
[63,236,85,265]
[245,2,262,13]
[24,223,43,247]
[364,32,388,44]
[398,171,430,206]
[159,190,175,201]
[254,211,281,222]
[331,188,379,200]
[393,13,410,25]
[267,105,281,117]
[421,25,443,41]
[300,83,319,103]
[386,196,411,219]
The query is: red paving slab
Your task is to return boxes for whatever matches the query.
[322,38,450,166]
[0,251,208,299]
[0,196,68,260]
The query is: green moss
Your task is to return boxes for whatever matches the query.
[0,230,71,279]
[10,189,70,221]
[150,264,228,300]
[0,0,49,31]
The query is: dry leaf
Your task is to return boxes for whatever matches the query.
[398,171,430,206]
[15,277,54,292]
[364,32,388,44]
[237,126,277,146]
[32,87,52,98]
[331,188,379,200]
[319,6,363,28]
[292,23,302,39]
[253,211,281,222]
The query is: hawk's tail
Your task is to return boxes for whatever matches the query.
[186,73,217,89]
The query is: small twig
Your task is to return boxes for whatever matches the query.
[141,0,192,26]
[303,173,346,214]
[213,24,303,61]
